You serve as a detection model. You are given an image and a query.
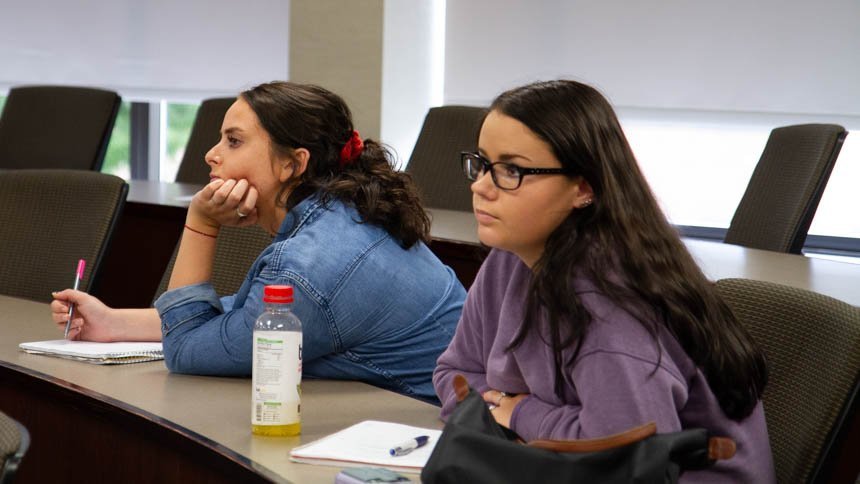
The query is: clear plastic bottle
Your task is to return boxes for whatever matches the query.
[252,285,302,436]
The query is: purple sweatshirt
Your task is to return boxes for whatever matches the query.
[434,249,775,483]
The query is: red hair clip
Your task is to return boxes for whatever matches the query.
[339,130,364,168]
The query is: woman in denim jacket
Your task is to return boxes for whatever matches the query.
[51,81,466,403]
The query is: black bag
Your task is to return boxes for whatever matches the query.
[421,375,735,484]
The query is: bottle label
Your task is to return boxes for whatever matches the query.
[252,330,302,426]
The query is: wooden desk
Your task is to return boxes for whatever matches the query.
[97,184,475,307]
[0,295,443,483]
[96,181,202,308]
[426,208,860,306]
[97,190,860,308]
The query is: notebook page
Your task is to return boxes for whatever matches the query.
[290,420,441,472]
[19,340,163,358]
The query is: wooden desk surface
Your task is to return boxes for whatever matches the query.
[126,179,202,208]
[0,295,442,483]
[427,208,860,306]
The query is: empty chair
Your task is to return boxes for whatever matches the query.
[174,97,235,184]
[154,225,273,301]
[0,411,30,484]
[0,170,127,302]
[724,124,847,254]
[406,105,488,211]
[0,85,121,171]
[716,278,860,483]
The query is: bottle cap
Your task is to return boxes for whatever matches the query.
[263,285,294,304]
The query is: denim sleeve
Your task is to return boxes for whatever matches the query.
[220,294,236,312]
[154,282,255,376]
[154,276,338,376]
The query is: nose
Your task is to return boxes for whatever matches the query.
[471,169,496,199]
[204,144,219,166]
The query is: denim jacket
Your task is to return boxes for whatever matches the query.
[154,194,466,403]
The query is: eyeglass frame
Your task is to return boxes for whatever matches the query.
[460,151,571,190]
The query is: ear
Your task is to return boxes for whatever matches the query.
[277,148,310,183]
[571,177,594,209]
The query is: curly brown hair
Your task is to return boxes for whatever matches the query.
[240,81,430,248]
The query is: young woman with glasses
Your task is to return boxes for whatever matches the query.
[434,80,774,481]
[51,81,466,403]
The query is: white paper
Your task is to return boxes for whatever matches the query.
[290,420,442,473]
[19,340,163,358]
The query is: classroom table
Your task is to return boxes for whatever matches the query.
[5,199,860,482]
[96,180,203,308]
[0,295,443,483]
[426,208,860,307]
[96,184,860,308]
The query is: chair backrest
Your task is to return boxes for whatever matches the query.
[715,278,860,483]
[0,85,121,171]
[154,224,273,301]
[0,170,128,302]
[0,410,30,484]
[405,105,488,211]
[724,124,847,254]
[174,97,235,184]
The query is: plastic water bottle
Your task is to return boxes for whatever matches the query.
[252,285,302,436]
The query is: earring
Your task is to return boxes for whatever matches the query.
[580,198,593,208]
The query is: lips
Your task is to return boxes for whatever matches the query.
[474,209,497,224]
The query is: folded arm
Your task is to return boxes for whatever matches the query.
[509,351,686,442]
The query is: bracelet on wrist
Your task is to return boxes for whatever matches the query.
[184,224,218,238]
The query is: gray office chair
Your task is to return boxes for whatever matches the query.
[154,225,273,301]
[405,105,488,211]
[0,170,127,302]
[174,97,235,184]
[0,411,29,484]
[716,278,860,484]
[724,124,847,254]
[0,85,121,171]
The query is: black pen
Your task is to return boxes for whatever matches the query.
[389,435,430,456]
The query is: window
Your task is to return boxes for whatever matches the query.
[101,102,131,179]
[619,111,860,256]
[97,100,199,181]
[162,102,199,181]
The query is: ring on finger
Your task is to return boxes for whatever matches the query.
[237,209,247,218]
[496,391,508,406]
[487,403,498,411]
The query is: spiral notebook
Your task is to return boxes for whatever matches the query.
[19,340,164,365]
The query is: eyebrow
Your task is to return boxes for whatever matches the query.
[223,127,245,135]
[477,147,534,164]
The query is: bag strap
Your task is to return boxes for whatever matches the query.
[528,422,657,453]
[452,374,736,461]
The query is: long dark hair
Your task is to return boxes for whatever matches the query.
[498,80,767,420]
[240,81,430,248]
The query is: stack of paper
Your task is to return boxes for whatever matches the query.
[290,420,442,474]
[19,340,164,365]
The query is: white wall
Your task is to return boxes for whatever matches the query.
[0,0,290,101]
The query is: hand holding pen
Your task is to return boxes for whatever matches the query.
[63,259,86,338]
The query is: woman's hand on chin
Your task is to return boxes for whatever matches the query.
[190,178,259,229]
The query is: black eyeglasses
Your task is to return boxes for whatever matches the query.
[461,151,569,190]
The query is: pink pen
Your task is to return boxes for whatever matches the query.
[63,259,86,338]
